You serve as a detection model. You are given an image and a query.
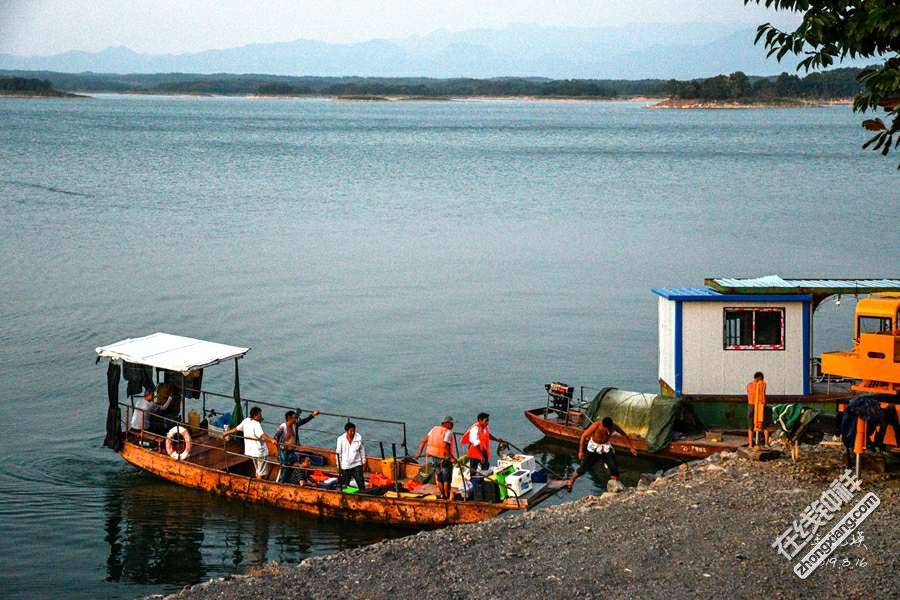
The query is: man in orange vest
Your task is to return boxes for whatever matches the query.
[747,371,769,447]
[415,416,456,499]
[461,412,503,480]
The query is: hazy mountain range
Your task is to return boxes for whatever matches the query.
[0,23,867,79]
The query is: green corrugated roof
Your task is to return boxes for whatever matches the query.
[705,275,900,296]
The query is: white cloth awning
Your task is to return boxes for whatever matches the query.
[96,332,250,372]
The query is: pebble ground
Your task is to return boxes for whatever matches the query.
[163,445,899,600]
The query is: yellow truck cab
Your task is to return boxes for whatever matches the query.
[821,292,900,395]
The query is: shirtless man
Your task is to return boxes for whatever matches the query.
[566,416,637,492]
[274,409,319,483]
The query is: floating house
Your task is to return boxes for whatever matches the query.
[652,276,900,428]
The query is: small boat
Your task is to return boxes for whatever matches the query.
[98,333,564,527]
[524,384,747,460]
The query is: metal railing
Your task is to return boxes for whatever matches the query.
[122,402,356,482]
[128,386,410,457]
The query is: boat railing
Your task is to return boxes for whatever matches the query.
[119,401,410,481]
[125,386,411,458]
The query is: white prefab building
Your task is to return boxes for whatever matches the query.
[653,288,812,397]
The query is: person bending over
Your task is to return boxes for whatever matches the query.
[566,416,636,492]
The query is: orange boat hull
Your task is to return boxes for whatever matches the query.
[120,441,560,527]
[523,407,745,460]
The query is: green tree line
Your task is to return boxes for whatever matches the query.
[665,68,861,100]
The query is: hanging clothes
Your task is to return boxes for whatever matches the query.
[122,361,154,396]
[163,369,203,399]
[104,362,122,451]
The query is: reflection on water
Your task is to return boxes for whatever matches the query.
[97,438,674,593]
[102,473,413,592]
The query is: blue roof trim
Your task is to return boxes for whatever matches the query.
[652,287,813,302]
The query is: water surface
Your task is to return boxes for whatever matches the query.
[0,95,896,598]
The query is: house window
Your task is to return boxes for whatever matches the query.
[724,307,785,350]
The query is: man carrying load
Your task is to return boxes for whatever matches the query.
[566,416,637,492]
[415,416,456,499]
[747,371,769,448]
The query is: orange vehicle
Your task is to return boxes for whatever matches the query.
[821,293,900,450]
[821,292,900,396]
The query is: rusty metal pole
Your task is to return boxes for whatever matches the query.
[854,417,866,478]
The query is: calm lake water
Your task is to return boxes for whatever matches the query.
[0,95,896,598]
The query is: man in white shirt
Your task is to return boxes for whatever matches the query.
[130,390,157,432]
[335,422,366,491]
[224,406,272,479]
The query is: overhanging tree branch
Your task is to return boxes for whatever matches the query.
[746,0,900,168]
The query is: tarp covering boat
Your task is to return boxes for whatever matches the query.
[588,389,682,452]
[96,332,249,373]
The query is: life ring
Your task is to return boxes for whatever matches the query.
[166,426,192,460]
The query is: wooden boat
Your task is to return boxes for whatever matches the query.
[98,333,564,528]
[120,432,563,527]
[524,407,746,460]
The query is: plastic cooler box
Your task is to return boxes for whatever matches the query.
[496,454,536,473]
[504,470,533,497]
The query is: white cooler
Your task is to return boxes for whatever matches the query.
[504,469,533,497]
[497,454,536,473]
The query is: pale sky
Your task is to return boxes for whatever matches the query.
[0,0,799,56]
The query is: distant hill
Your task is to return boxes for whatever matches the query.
[0,23,870,79]
[0,76,83,97]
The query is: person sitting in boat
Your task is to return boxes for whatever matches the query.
[223,406,273,479]
[414,416,456,499]
[566,416,637,492]
[461,413,504,480]
[129,389,158,434]
[146,386,179,434]
[336,422,366,491]
[747,371,769,448]
[274,409,320,483]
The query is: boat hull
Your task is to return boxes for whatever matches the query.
[524,408,745,460]
[120,441,559,527]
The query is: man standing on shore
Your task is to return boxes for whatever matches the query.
[747,371,769,448]
[336,422,366,491]
[566,416,637,492]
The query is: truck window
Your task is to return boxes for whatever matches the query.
[858,316,892,336]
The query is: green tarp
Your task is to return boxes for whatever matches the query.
[771,403,804,432]
[589,389,682,453]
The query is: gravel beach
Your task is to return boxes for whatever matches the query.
[163,445,898,600]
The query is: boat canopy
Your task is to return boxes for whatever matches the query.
[96,332,249,373]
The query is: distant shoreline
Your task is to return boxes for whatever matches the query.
[0,90,89,99]
[648,97,853,109]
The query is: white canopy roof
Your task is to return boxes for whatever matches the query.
[96,332,250,372]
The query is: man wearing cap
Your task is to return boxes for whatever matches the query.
[415,416,456,499]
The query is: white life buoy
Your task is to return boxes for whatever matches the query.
[166,426,192,460]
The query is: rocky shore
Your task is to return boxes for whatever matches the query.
[163,445,898,600]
